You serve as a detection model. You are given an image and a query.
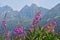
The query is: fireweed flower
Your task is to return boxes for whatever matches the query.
[3,31,10,36]
[3,31,11,40]
[49,28,54,32]
[22,29,26,36]
[49,21,56,32]
[44,24,54,32]
[44,21,56,32]
[2,19,7,28]
[44,24,49,30]
[14,25,26,36]
[50,21,56,27]
[32,11,41,26]
[30,11,41,33]
[2,13,7,28]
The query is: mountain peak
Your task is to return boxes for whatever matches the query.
[31,4,37,7]
[3,5,11,8]
[2,5,13,11]
[52,3,60,9]
[24,4,37,8]
[3,5,10,7]
[24,5,29,7]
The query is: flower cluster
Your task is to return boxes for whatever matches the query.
[32,11,41,27]
[30,11,41,33]
[44,20,56,32]
[14,25,26,36]
[2,19,7,28]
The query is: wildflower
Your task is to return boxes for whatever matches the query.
[14,25,26,36]
[30,11,41,33]
[32,11,41,26]
[22,29,26,36]
[2,19,7,28]
[50,21,56,27]
[2,13,7,28]
[3,31,10,36]
[44,20,56,33]
[44,24,49,30]
[49,28,54,32]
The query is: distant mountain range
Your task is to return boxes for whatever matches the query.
[0,3,60,31]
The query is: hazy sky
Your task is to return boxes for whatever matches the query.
[0,0,60,11]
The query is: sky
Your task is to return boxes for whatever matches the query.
[0,0,60,11]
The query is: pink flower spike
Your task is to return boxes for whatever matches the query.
[50,21,56,27]
[3,31,10,36]
[14,25,26,36]
[50,28,54,32]
[32,11,41,27]
[2,19,7,28]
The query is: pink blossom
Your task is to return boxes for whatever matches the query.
[2,13,7,28]
[14,25,26,36]
[49,28,54,32]
[44,20,56,32]
[44,24,49,30]
[32,11,41,27]
[50,21,56,27]
[3,31,10,36]
[30,11,41,33]
[2,19,7,28]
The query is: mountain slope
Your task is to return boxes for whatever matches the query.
[18,4,49,28]
[39,3,60,31]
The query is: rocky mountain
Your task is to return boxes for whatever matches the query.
[19,4,49,18]
[18,4,49,28]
